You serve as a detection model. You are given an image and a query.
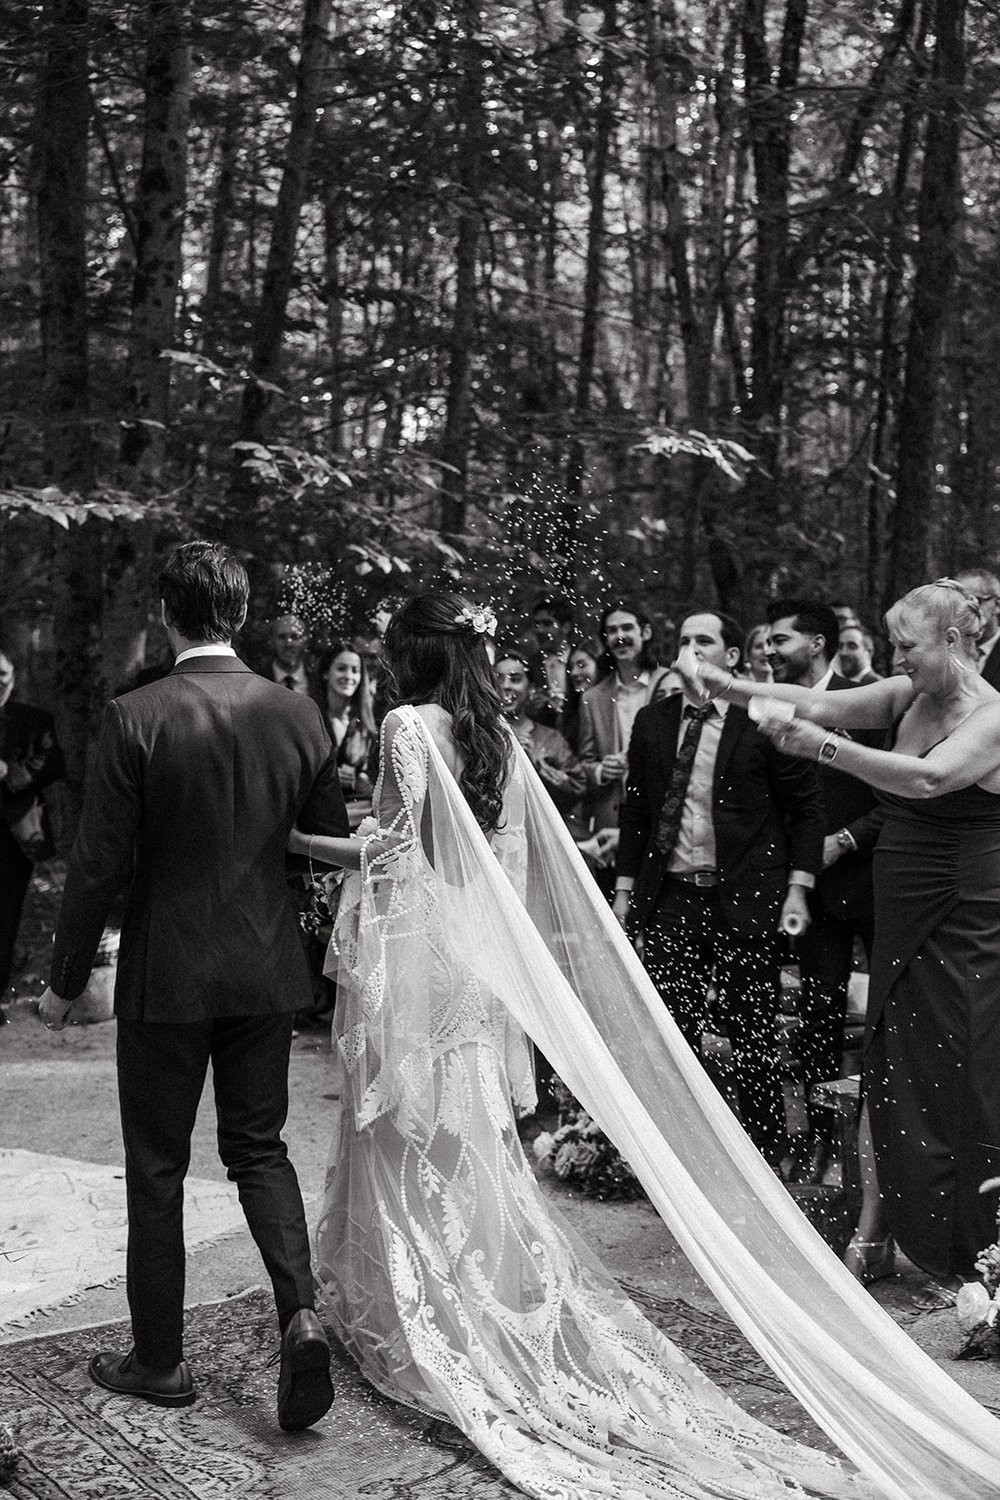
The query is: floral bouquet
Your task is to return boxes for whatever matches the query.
[532,1079,645,1201]
[955,1177,1000,1360]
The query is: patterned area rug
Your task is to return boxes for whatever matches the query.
[0,1282,850,1500]
[1,1289,517,1500]
[0,1150,245,1335]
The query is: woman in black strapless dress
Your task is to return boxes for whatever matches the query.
[676,579,1000,1289]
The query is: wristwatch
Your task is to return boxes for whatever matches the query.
[817,734,839,765]
[835,827,856,852]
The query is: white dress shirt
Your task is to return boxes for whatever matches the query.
[667,701,727,876]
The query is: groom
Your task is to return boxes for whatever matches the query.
[38,541,347,1431]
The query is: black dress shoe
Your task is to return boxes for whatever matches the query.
[276,1309,334,1432]
[89,1349,195,1407]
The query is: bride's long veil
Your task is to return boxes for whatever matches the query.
[323,708,1000,1500]
[422,721,999,1499]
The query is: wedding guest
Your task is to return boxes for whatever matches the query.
[651,668,684,702]
[527,595,575,727]
[561,638,602,752]
[615,610,825,1170]
[744,624,774,683]
[953,568,1000,688]
[766,599,882,1184]
[680,580,1000,1293]
[0,644,65,1007]
[831,603,861,632]
[495,651,585,817]
[578,604,668,894]
[837,626,881,685]
[317,640,375,803]
[259,615,323,701]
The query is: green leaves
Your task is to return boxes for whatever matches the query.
[0,487,161,526]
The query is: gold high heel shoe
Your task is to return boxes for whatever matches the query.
[843,1233,895,1285]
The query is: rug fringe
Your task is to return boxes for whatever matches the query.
[0,1219,250,1340]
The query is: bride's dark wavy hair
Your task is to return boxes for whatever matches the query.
[382,593,511,834]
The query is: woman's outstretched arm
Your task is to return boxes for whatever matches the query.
[757,702,1000,798]
[676,653,911,731]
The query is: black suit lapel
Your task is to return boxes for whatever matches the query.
[656,695,684,778]
[712,705,746,795]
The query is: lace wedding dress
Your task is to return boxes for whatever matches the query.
[315,705,1000,1500]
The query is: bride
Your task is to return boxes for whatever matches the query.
[290,593,1000,1500]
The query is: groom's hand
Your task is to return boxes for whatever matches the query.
[38,986,75,1031]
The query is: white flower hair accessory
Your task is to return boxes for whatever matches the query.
[454,603,498,637]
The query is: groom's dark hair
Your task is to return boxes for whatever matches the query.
[160,541,248,643]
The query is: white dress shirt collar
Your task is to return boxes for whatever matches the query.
[175,644,237,663]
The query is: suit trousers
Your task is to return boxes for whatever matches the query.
[642,879,786,1158]
[116,1014,315,1367]
[0,827,32,996]
[795,900,874,1142]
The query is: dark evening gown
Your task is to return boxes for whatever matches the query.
[867,778,1000,1277]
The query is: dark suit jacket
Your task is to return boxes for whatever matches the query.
[578,668,673,831]
[981,637,1000,691]
[814,673,883,921]
[1,700,66,859]
[50,656,348,1019]
[617,698,825,938]
[256,657,325,707]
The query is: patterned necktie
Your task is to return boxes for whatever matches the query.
[655,703,715,858]
[282,675,297,690]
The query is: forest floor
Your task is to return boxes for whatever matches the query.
[2,866,998,1497]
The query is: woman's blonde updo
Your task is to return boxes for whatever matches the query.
[885,579,982,660]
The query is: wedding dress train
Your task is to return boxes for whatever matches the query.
[315,704,1000,1500]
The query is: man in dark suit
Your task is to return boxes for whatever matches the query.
[836,624,881,686]
[613,610,825,1167]
[258,613,324,703]
[954,568,1000,689]
[768,599,882,1181]
[0,645,65,1007]
[39,542,347,1431]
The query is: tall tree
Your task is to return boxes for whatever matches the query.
[438,0,486,538]
[35,0,102,792]
[236,0,332,451]
[888,0,967,602]
[560,0,620,575]
[120,0,192,480]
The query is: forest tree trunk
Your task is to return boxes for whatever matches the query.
[887,0,966,603]
[560,0,618,580]
[236,0,332,453]
[120,0,191,481]
[438,0,485,538]
[36,0,103,797]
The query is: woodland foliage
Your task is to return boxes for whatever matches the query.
[0,0,998,779]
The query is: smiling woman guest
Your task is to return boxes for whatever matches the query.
[676,579,1000,1296]
[318,640,376,801]
[743,624,774,683]
[561,637,602,752]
